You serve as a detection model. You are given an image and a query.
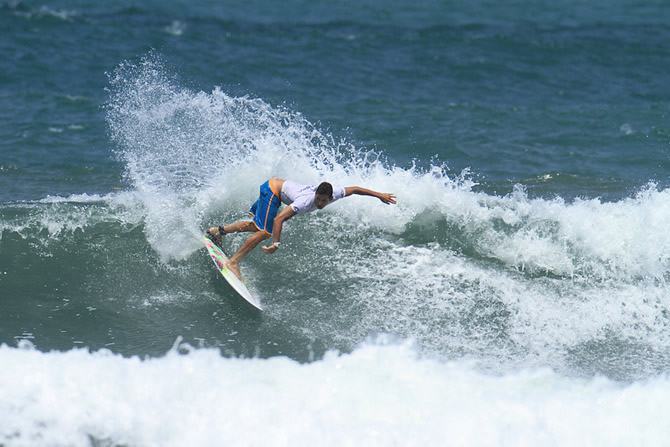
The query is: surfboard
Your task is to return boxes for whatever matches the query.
[202,235,263,310]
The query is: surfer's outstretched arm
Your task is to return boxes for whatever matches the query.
[344,186,397,204]
[262,206,296,254]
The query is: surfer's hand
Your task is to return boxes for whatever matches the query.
[262,244,278,254]
[377,192,396,205]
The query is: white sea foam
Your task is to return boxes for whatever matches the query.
[0,192,144,241]
[104,56,670,281]
[0,341,667,447]
[268,229,670,375]
[36,192,125,204]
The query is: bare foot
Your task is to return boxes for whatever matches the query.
[206,226,224,247]
[225,261,242,281]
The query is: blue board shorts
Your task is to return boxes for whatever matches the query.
[249,180,281,234]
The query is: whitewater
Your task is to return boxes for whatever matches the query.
[2,57,670,445]
[2,341,669,447]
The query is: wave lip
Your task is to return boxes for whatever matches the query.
[1,341,669,446]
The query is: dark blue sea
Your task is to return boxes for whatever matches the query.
[2,1,670,445]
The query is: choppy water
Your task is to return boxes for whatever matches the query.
[2,1,670,445]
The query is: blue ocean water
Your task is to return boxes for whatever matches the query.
[2,1,670,445]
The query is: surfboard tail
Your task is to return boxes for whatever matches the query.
[202,236,263,310]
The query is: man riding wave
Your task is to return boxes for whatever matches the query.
[207,177,396,279]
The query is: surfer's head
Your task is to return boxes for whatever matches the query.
[315,182,333,209]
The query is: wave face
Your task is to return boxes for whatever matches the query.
[104,58,670,379]
[2,341,669,447]
[2,57,669,381]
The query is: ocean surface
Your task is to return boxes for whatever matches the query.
[2,0,670,445]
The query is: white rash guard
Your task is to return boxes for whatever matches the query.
[280,180,346,215]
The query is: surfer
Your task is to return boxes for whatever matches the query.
[207,177,396,279]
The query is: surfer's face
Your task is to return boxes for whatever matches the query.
[315,193,331,209]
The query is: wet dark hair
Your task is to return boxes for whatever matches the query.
[316,182,333,198]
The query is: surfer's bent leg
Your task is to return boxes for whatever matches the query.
[229,230,270,264]
[221,221,258,233]
[220,180,280,279]
[207,220,256,244]
[226,230,270,279]
[207,178,279,240]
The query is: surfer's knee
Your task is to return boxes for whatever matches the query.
[254,231,270,242]
[246,231,265,245]
[242,221,257,232]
